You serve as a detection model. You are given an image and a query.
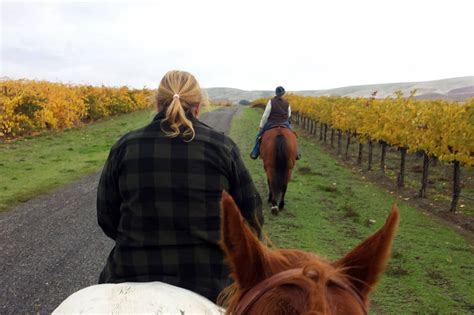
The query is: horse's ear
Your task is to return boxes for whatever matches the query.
[334,204,399,301]
[220,191,267,289]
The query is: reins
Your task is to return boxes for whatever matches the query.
[232,268,367,315]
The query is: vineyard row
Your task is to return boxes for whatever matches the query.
[252,94,473,211]
[0,79,154,138]
[254,94,473,166]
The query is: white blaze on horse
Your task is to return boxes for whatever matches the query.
[54,192,399,314]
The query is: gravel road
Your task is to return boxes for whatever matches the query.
[0,106,240,314]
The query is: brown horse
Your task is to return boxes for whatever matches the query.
[260,127,297,215]
[219,191,399,315]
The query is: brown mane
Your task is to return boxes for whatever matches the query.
[218,191,399,314]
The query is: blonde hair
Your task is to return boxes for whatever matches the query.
[156,70,207,141]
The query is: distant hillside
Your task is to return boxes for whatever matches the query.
[205,88,274,104]
[206,76,474,103]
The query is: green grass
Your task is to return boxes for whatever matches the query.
[0,110,156,211]
[230,107,474,314]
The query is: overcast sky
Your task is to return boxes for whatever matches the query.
[1,0,473,90]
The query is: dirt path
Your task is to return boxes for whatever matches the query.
[0,106,240,314]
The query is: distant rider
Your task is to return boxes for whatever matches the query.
[250,86,301,160]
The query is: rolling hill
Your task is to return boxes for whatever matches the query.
[206,76,474,103]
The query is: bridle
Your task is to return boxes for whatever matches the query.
[233,268,368,315]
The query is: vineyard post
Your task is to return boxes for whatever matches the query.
[419,151,430,198]
[345,132,351,158]
[449,161,461,212]
[320,124,324,141]
[397,147,407,188]
[368,139,373,171]
[330,129,335,148]
[314,120,318,137]
[380,141,387,174]
[357,142,363,165]
[323,124,328,143]
[337,129,342,154]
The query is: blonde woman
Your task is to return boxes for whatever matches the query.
[96,70,263,303]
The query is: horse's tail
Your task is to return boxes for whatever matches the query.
[271,133,288,201]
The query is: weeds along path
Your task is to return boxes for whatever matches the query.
[0,106,240,314]
[230,107,474,314]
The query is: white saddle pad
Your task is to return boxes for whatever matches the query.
[53,281,225,314]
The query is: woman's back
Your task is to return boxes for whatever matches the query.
[97,71,263,302]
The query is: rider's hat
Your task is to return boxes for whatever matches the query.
[275,86,285,97]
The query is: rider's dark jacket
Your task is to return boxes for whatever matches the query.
[259,96,291,129]
[97,111,263,302]
[268,96,290,125]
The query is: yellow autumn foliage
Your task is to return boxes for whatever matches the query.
[252,94,473,166]
[0,79,153,138]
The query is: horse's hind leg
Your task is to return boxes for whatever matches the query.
[271,201,279,216]
[267,179,273,203]
[278,185,287,210]
[268,180,279,215]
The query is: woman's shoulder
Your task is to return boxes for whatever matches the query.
[107,119,239,158]
[108,126,150,152]
[193,121,238,152]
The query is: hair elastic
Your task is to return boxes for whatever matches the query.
[173,94,180,99]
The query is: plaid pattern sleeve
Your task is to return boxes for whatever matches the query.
[97,146,122,240]
[228,145,264,236]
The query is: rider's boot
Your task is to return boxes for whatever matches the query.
[296,146,301,160]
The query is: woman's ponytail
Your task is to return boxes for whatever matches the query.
[156,70,205,141]
[162,95,195,140]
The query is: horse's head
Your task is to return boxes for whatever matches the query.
[219,191,399,314]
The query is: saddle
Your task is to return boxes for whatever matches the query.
[262,125,298,138]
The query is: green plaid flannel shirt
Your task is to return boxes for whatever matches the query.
[97,112,263,302]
